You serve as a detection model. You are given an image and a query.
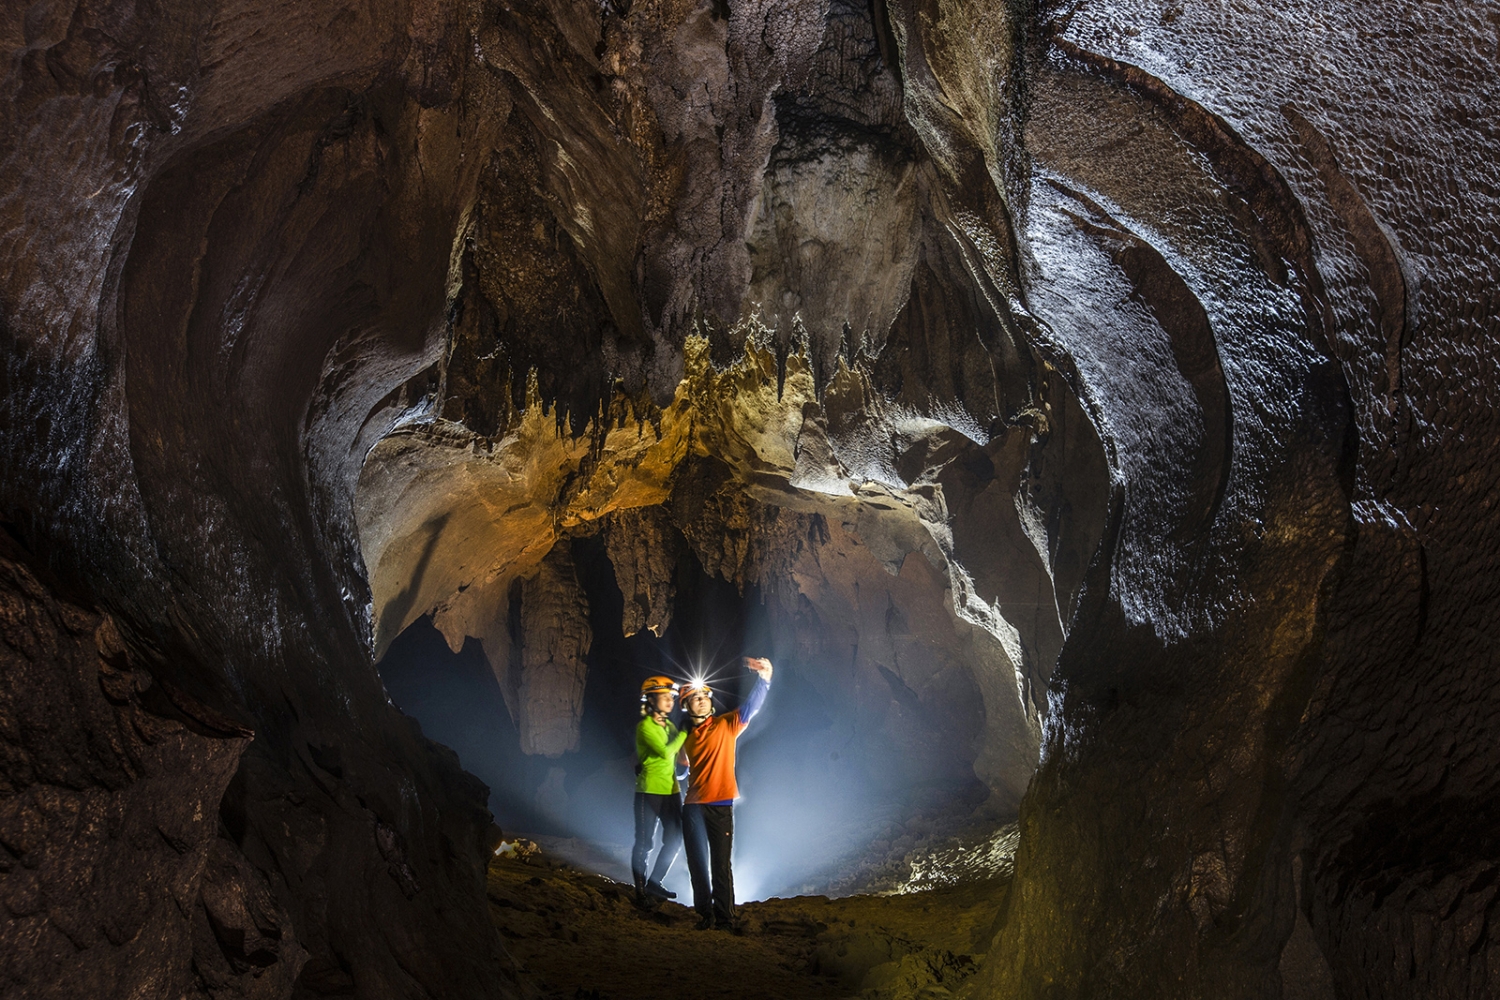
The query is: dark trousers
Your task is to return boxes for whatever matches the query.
[682,803,735,924]
[631,792,682,886]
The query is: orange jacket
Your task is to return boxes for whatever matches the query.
[682,711,747,804]
[681,677,769,804]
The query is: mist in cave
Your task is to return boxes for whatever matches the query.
[377,532,987,902]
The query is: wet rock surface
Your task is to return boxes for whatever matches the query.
[1,0,518,994]
[0,541,295,998]
[1,0,1496,996]
[976,4,1500,999]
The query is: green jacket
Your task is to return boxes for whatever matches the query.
[635,715,687,795]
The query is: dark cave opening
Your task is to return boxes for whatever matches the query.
[377,527,990,901]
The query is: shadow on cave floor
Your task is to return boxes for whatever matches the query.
[487,844,1011,1000]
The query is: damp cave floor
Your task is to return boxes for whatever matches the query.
[486,848,1011,1000]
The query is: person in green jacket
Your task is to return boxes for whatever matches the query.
[632,675,686,907]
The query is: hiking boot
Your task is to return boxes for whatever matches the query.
[644,880,676,900]
[694,914,714,931]
[632,873,654,909]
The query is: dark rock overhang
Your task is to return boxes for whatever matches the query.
[1,0,1496,997]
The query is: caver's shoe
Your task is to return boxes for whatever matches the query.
[632,874,658,909]
[645,880,676,900]
[694,913,714,931]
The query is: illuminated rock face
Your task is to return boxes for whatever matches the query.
[355,337,1083,810]
[2,0,1497,999]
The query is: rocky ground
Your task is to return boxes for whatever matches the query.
[485,846,1011,1000]
[5,0,1494,993]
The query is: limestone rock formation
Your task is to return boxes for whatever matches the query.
[1,0,518,995]
[513,543,592,757]
[605,505,682,638]
[2,0,1497,996]
[0,542,299,998]
[356,340,1056,814]
[671,460,827,601]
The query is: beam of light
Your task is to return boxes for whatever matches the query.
[385,585,990,905]
[653,650,736,696]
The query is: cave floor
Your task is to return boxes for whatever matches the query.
[487,849,1011,1000]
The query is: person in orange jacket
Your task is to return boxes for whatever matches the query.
[679,656,773,931]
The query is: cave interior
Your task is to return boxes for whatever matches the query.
[2,0,1498,997]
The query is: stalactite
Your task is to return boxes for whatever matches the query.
[604,505,681,638]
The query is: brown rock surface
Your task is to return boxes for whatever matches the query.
[0,541,296,998]
[485,845,1009,1000]
[513,543,593,757]
[971,5,1500,999]
[1,0,519,995]
[1,0,1496,995]
[605,505,682,638]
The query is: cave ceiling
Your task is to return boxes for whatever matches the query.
[2,0,1497,997]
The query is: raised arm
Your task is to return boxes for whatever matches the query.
[736,657,773,727]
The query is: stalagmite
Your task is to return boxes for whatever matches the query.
[514,543,592,757]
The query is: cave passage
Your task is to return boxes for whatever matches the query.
[4,0,1493,993]
[378,531,991,902]
[354,342,1084,919]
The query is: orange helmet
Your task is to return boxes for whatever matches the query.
[640,676,679,701]
[678,680,713,701]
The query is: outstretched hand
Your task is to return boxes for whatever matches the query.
[743,656,773,682]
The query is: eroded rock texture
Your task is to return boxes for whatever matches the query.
[973,6,1500,999]
[2,0,1497,995]
[512,543,592,757]
[1,0,513,996]
[604,505,681,638]
[357,341,1064,813]
[0,542,301,998]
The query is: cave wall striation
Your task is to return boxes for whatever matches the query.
[2,0,1497,997]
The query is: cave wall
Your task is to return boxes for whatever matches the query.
[977,3,1500,999]
[1,0,517,995]
[2,0,1497,997]
[0,540,300,997]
